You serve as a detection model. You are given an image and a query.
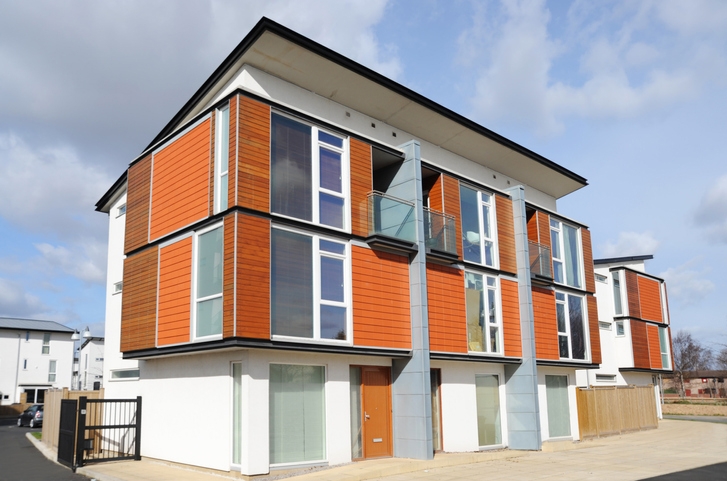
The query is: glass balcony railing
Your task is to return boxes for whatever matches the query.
[423,207,457,255]
[367,191,417,243]
[529,241,552,279]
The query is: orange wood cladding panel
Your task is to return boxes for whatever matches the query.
[236,214,271,339]
[625,270,641,319]
[646,323,662,369]
[537,211,551,250]
[227,97,237,210]
[581,228,596,293]
[121,247,158,352]
[496,195,517,274]
[442,175,462,258]
[426,264,467,353]
[223,215,235,338]
[532,286,559,360]
[428,175,444,212]
[527,210,539,243]
[157,237,192,346]
[501,279,522,358]
[209,110,216,215]
[587,295,601,364]
[638,276,663,323]
[352,246,411,349]
[237,96,270,212]
[350,138,373,237]
[124,155,152,254]
[631,319,650,369]
[150,119,211,240]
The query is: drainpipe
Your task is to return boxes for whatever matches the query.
[14,333,21,404]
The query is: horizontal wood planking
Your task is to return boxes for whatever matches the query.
[228,97,237,209]
[496,195,517,274]
[223,214,235,338]
[426,263,467,353]
[501,278,522,357]
[350,138,372,237]
[157,237,192,346]
[537,211,551,250]
[352,246,411,349]
[532,286,559,360]
[581,228,596,293]
[646,323,662,369]
[527,210,539,243]
[625,270,641,319]
[236,214,270,339]
[637,276,663,323]
[121,247,159,352]
[630,319,651,369]
[149,120,211,240]
[237,96,270,212]
[124,155,152,254]
[209,110,216,215]
[428,175,444,212]
[442,175,462,259]
[587,295,601,364]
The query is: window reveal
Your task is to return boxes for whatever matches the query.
[556,292,586,360]
[460,185,497,267]
[194,225,223,339]
[465,272,502,354]
[550,219,582,289]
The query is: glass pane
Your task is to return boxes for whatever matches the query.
[320,257,344,302]
[320,239,345,255]
[320,305,346,340]
[551,228,561,260]
[616,321,625,336]
[271,114,312,221]
[320,193,344,229]
[487,288,497,325]
[559,335,569,358]
[612,273,622,315]
[545,375,571,437]
[320,148,342,192]
[272,229,313,338]
[556,303,566,332]
[465,272,484,352]
[269,365,326,464]
[475,374,502,446]
[484,241,494,267]
[219,173,228,211]
[350,367,363,459]
[460,186,482,264]
[563,225,581,288]
[553,260,563,284]
[232,363,242,465]
[490,326,500,353]
[196,297,222,337]
[481,204,491,239]
[318,130,343,148]
[197,227,223,298]
[568,295,585,360]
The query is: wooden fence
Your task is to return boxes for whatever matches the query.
[42,388,104,450]
[576,385,658,439]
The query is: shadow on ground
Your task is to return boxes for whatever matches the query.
[640,462,727,480]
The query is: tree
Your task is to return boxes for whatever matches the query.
[671,330,713,397]
[716,346,727,370]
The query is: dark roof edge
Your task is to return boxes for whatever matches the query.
[144,17,588,188]
[594,255,654,265]
[95,170,128,212]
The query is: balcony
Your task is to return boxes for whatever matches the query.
[529,241,552,280]
[423,207,457,257]
[366,191,417,250]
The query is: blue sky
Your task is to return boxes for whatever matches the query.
[0,0,725,350]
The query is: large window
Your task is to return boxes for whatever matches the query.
[271,113,347,230]
[269,364,326,465]
[659,327,670,369]
[271,228,350,342]
[460,185,497,267]
[214,105,230,213]
[475,374,502,447]
[612,271,623,315]
[555,292,587,360]
[550,219,581,288]
[194,224,223,339]
[465,272,502,354]
[42,333,50,354]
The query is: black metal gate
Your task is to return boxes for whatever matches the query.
[57,399,77,468]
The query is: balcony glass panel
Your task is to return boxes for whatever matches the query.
[423,207,457,255]
[529,241,552,279]
[367,191,416,243]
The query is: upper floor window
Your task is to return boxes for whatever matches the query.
[48,360,57,383]
[659,327,670,369]
[556,291,587,360]
[271,227,350,342]
[214,105,230,213]
[612,271,623,315]
[42,333,50,354]
[465,271,502,354]
[271,113,348,230]
[460,185,497,268]
[117,204,127,217]
[550,219,582,289]
[193,224,223,339]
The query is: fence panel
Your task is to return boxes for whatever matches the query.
[42,388,104,450]
[577,385,658,439]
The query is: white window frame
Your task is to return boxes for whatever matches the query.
[116,203,127,217]
[271,225,353,345]
[192,222,224,342]
[110,368,140,381]
[48,360,57,383]
[555,291,589,361]
[659,327,671,369]
[42,333,50,355]
[214,105,230,214]
[615,320,625,337]
[270,112,351,233]
[113,281,123,294]
[461,186,499,269]
[550,218,583,289]
[612,271,624,316]
[465,271,504,355]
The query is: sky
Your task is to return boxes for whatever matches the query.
[0,0,725,351]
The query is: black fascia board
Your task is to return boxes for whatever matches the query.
[536,360,600,369]
[608,265,665,283]
[429,352,522,364]
[619,367,674,375]
[594,255,654,265]
[144,17,588,188]
[95,170,128,212]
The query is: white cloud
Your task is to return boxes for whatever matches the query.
[34,240,106,285]
[600,231,660,258]
[694,174,727,243]
[0,278,48,318]
[659,260,715,305]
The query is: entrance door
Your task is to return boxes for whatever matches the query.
[361,366,392,458]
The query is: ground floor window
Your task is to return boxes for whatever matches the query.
[269,364,326,465]
[24,388,46,404]
[475,374,502,446]
[545,375,571,438]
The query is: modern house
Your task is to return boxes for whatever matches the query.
[79,337,105,390]
[96,18,605,475]
[576,255,673,416]
[0,317,75,405]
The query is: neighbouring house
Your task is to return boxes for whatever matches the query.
[664,370,727,398]
[79,337,104,390]
[576,255,673,417]
[96,17,607,476]
[0,317,75,405]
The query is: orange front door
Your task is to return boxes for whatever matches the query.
[362,366,392,458]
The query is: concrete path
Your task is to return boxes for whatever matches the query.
[664,414,727,424]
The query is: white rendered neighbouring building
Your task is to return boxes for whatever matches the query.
[79,337,105,390]
[96,18,614,476]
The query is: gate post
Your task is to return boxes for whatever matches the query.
[75,396,87,470]
[135,396,142,460]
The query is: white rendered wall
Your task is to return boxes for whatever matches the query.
[80,340,104,389]
[537,367,580,442]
